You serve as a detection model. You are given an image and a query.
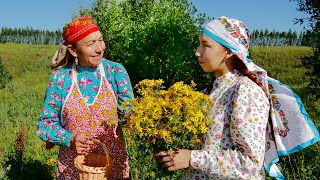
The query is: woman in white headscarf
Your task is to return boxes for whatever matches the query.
[155,16,319,180]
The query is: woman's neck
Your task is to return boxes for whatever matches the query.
[215,56,237,78]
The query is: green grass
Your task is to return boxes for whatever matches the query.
[0,44,58,179]
[0,44,318,179]
[251,46,313,87]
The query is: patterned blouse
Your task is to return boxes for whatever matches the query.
[183,69,270,179]
[36,59,134,147]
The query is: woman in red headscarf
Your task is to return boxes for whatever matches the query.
[36,16,133,179]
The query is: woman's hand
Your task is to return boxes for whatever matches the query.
[69,134,94,155]
[154,149,191,171]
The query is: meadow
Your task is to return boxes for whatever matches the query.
[0,43,319,179]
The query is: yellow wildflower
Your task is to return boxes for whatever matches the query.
[123,79,212,151]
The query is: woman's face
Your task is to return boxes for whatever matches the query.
[71,31,106,67]
[195,33,229,76]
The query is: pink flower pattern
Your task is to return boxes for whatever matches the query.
[57,68,129,179]
[36,59,133,178]
[183,70,269,180]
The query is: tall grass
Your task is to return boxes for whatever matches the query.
[0,44,318,179]
[0,44,58,179]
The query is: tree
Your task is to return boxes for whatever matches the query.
[291,0,320,97]
[301,30,316,46]
[78,0,212,90]
[78,0,212,179]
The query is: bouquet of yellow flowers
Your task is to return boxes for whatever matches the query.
[123,79,212,151]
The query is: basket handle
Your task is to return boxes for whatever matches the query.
[92,138,112,167]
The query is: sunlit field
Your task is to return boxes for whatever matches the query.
[0,44,318,179]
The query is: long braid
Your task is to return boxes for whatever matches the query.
[205,58,267,96]
[234,58,268,95]
[234,58,274,136]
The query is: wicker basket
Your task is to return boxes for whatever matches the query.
[74,139,112,180]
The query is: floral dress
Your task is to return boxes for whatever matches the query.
[37,59,133,179]
[182,69,270,180]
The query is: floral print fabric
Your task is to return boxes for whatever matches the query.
[183,70,269,180]
[56,62,129,179]
[202,16,319,179]
[36,58,133,147]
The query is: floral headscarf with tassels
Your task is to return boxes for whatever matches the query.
[202,16,319,180]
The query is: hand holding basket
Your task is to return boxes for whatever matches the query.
[74,138,112,180]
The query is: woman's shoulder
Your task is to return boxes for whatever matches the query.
[236,76,267,98]
[50,63,72,77]
[102,58,126,72]
[237,76,254,86]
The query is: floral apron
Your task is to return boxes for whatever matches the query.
[57,62,130,179]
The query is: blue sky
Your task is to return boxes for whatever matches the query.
[0,0,307,32]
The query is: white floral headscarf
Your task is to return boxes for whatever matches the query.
[202,16,268,91]
[202,16,320,180]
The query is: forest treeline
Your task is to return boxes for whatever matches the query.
[0,26,316,47]
[0,27,63,45]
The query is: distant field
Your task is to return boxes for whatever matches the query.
[0,44,318,179]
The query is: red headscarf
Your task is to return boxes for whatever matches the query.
[63,15,100,45]
[51,16,100,69]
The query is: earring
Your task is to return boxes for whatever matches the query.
[219,56,227,66]
[226,51,233,57]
